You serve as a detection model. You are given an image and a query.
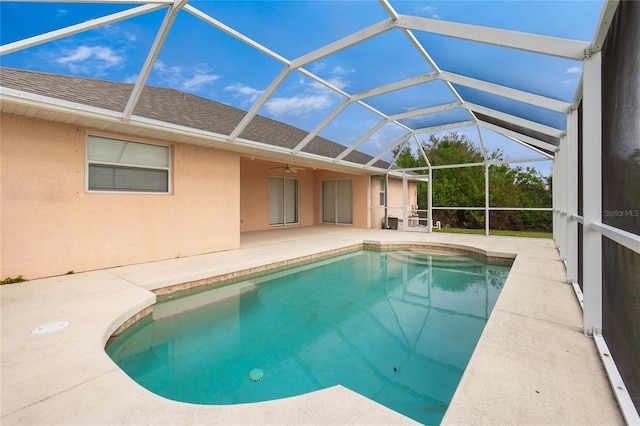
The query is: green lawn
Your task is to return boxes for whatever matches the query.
[433,228,552,239]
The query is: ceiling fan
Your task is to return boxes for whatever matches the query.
[270,164,306,173]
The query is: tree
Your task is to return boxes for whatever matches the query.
[422,133,486,228]
[392,144,418,169]
[489,164,552,231]
[392,132,552,231]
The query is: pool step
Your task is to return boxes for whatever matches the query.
[153,282,258,320]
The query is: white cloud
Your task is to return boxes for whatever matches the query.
[403,105,421,113]
[560,66,581,85]
[310,62,355,77]
[57,48,92,64]
[57,46,120,65]
[56,45,122,73]
[310,62,327,73]
[182,73,220,90]
[56,9,68,19]
[418,5,440,19]
[326,77,349,90]
[153,60,180,73]
[264,72,348,118]
[265,95,334,118]
[153,61,219,92]
[123,32,137,42]
[402,116,424,126]
[99,24,137,43]
[224,67,347,118]
[305,63,356,93]
[361,123,407,153]
[153,60,183,86]
[309,77,348,92]
[225,74,340,117]
[331,65,356,75]
[124,74,138,84]
[224,83,264,104]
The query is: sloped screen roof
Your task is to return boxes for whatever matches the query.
[0,0,605,174]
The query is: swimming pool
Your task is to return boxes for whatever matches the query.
[107,248,511,425]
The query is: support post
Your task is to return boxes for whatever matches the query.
[428,167,433,232]
[582,51,602,336]
[485,163,490,236]
[402,172,408,232]
[552,155,559,242]
[566,109,579,284]
[558,142,567,260]
[383,174,389,229]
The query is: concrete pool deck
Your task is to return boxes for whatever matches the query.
[0,226,624,425]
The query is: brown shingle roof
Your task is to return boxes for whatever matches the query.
[1,67,388,168]
[1,67,131,111]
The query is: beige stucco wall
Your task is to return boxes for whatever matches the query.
[239,158,315,232]
[240,160,371,231]
[371,175,418,229]
[1,113,240,280]
[313,170,370,229]
[371,175,385,229]
[1,114,410,279]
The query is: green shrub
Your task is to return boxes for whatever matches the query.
[1,275,27,285]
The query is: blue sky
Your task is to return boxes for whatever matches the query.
[1,1,605,175]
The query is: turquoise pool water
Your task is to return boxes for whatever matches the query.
[107,249,510,425]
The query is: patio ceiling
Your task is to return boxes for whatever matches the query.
[0,0,616,174]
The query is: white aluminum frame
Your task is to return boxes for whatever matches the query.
[581,51,603,337]
[1,0,571,174]
[2,1,639,420]
[555,3,640,418]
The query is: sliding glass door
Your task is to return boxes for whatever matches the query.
[269,177,298,225]
[322,179,352,224]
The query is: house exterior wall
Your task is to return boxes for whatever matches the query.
[0,113,240,280]
[1,113,411,280]
[239,157,315,232]
[313,170,370,229]
[370,175,418,228]
[371,176,386,229]
[353,174,371,229]
[241,161,371,231]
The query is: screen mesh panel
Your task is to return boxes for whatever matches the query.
[601,0,640,411]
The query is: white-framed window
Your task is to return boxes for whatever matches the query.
[269,177,298,225]
[86,135,170,193]
[379,176,386,206]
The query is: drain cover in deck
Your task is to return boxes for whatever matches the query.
[32,321,70,334]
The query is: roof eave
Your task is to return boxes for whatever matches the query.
[0,86,388,175]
